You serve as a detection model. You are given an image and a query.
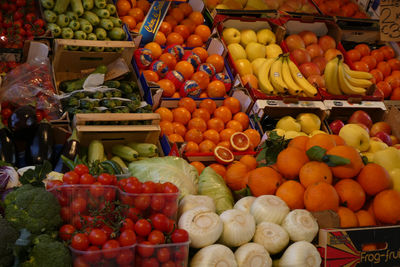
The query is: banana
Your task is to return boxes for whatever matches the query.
[257,58,276,95]
[324,57,342,95]
[282,56,302,95]
[269,56,288,94]
[338,59,367,95]
[343,63,373,79]
[345,72,373,88]
[287,59,318,97]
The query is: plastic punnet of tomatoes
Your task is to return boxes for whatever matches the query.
[136,240,190,266]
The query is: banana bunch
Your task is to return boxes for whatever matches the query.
[324,56,374,95]
[256,55,318,97]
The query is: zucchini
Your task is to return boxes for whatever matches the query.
[127,143,159,157]
[81,46,93,52]
[109,17,122,27]
[74,30,87,40]
[83,11,100,26]
[112,145,138,161]
[108,27,126,40]
[61,27,74,39]
[110,156,128,169]
[94,0,106,8]
[56,14,70,27]
[106,4,116,15]
[53,0,70,14]
[93,46,105,52]
[88,140,104,163]
[78,18,93,33]
[41,0,54,9]
[87,32,97,40]
[69,20,80,31]
[104,80,120,88]
[82,0,94,10]
[66,11,78,21]
[95,27,107,40]
[100,18,113,30]
[71,0,84,16]
[44,10,57,23]
[68,45,79,51]
[47,23,61,37]
[93,8,110,18]
[102,160,123,174]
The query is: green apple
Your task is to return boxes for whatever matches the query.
[367,139,388,153]
[339,124,370,152]
[276,116,301,132]
[265,44,283,58]
[257,29,276,45]
[390,168,400,192]
[296,113,321,134]
[240,29,257,47]
[245,42,266,62]
[361,152,374,163]
[251,58,267,76]
[222,28,241,45]
[234,59,253,76]
[284,130,307,139]
[374,147,400,173]
[228,43,247,60]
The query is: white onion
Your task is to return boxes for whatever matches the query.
[234,196,256,213]
[278,241,321,267]
[190,244,237,267]
[250,195,290,225]
[253,222,289,255]
[219,209,256,247]
[178,194,216,218]
[235,243,272,267]
[282,209,319,242]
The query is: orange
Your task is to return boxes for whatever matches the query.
[155,107,173,122]
[305,133,336,151]
[247,167,283,196]
[390,87,400,100]
[194,25,211,42]
[175,61,194,80]
[129,0,136,7]
[188,11,204,25]
[388,58,400,71]
[166,32,184,46]
[353,61,369,72]
[173,25,190,40]
[334,179,366,211]
[373,189,400,224]
[206,54,225,73]
[191,161,205,175]
[347,49,361,62]
[337,207,359,228]
[169,121,185,137]
[199,99,217,113]
[223,97,241,114]
[214,106,232,124]
[158,79,176,97]
[207,80,226,98]
[159,22,172,35]
[226,120,243,132]
[199,92,208,98]
[233,112,250,130]
[326,145,364,179]
[179,2,193,16]
[116,0,131,16]
[356,210,376,227]
[169,8,184,22]
[199,139,216,153]
[225,162,249,190]
[207,118,225,132]
[178,97,196,113]
[304,182,340,212]
[172,107,191,125]
[357,163,391,196]
[377,80,392,98]
[217,141,231,150]
[203,129,220,144]
[185,128,203,144]
[192,47,208,63]
[385,75,400,90]
[128,8,144,21]
[243,129,261,148]
[380,46,395,60]
[185,141,199,153]
[159,53,177,70]
[160,121,174,136]
[143,70,159,83]
[168,133,184,143]
[136,0,150,13]
[276,180,305,210]
[355,44,370,57]
[330,135,346,146]
[187,117,207,132]
[361,55,377,70]
[164,15,178,29]
[144,42,162,59]
[171,92,180,98]
[191,71,210,90]
[209,163,227,178]
[371,50,384,63]
[219,128,237,142]
[288,136,309,151]
[241,74,259,89]
[186,34,203,47]
[239,155,257,171]
[299,161,333,188]
[180,19,196,33]
[370,69,384,83]
[192,108,211,122]
[276,147,309,179]
[122,16,136,30]
[377,61,391,77]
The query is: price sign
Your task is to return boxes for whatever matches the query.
[380,0,400,41]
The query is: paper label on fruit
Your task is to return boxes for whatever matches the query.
[297,73,304,78]
[273,72,279,77]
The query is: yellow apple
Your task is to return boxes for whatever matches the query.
[390,168,400,192]
[374,147,400,173]
[240,29,257,47]
[257,29,276,45]
[284,130,307,139]
[339,124,370,152]
[361,152,374,163]
[309,130,327,136]
[296,113,321,134]
[251,58,268,76]
[222,28,241,45]
[245,42,266,62]
[265,44,283,58]
[228,43,247,60]
[234,59,253,76]
[368,139,388,153]
[276,116,301,132]
[271,128,286,137]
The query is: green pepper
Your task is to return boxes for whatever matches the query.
[119,82,133,94]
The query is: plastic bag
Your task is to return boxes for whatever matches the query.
[0,57,61,120]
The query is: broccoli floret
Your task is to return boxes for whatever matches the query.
[0,216,19,267]
[4,185,62,235]
[21,234,71,267]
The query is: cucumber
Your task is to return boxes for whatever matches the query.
[95,27,107,40]
[100,18,113,30]
[68,45,80,51]
[74,30,87,40]
[104,80,120,88]
[109,17,122,27]
[106,4,116,15]
[41,0,54,9]
[78,18,93,33]
[44,10,57,23]
[56,14,70,27]
[88,140,104,163]
[83,11,100,26]
[69,20,80,31]
[93,8,110,18]
[108,27,126,40]
[87,32,97,40]
[94,0,106,8]
[112,145,138,161]
[93,46,105,52]
[47,23,61,37]
[110,156,128,169]
[82,0,94,10]
[61,27,74,39]
[127,143,159,157]
[66,11,78,21]
[71,0,84,16]
[102,160,123,174]
[53,0,70,14]
[81,46,93,52]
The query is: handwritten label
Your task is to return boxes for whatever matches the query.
[380,0,400,41]
[139,1,171,44]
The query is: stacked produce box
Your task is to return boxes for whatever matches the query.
[1,0,400,266]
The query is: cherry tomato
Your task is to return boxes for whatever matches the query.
[90,182,104,197]
[46,180,62,190]
[60,207,73,222]
[151,195,166,211]
[120,194,134,205]
[63,171,80,184]
[135,219,152,237]
[161,261,175,267]
[166,219,175,234]
[79,173,95,185]
[151,213,170,233]
[121,218,135,232]
[1,108,12,120]
[74,164,89,175]
[174,245,188,260]
[142,181,156,193]
[141,257,159,267]
[71,233,90,251]
[163,182,179,201]
[123,180,142,194]
[157,247,171,263]
[101,225,114,239]
[88,228,107,246]
[126,207,141,222]
[83,246,101,263]
[116,249,134,265]
[171,229,189,243]
[59,224,76,241]
[103,188,116,201]
[137,241,155,257]
[98,173,113,185]
[134,195,151,210]
[16,0,26,7]
[71,197,87,213]
[118,229,136,246]
[33,19,45,28]
[25,12,36,22]
[162,201,178,218]
[117,178,128,190]
[102,240,120,259]
[148,230,165,245]
[73,257,90,267]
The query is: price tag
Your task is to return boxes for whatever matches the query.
[380,0,400,41]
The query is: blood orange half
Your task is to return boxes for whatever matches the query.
[214,146,234,165]
[230,132,250,151]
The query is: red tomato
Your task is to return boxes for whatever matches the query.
[174,245,188,260]
[151,213,170,233]
[73,257,90,267]
[124,181,142,193]
[151,195,166,211]
[63,171,80,184]
[135,219,152,237]
[83,246,101,263]
[59,224,76,241]
[98,173,113,185]
[171,229,189,243]
[60,207,73,222]
[33,19,45,28]
[13,10,23,20]
[101,225,113,239]
[71,233,90,251]
[137,241,155,257]
[141,257,159,267]
[79,173,95,185]
[121,218,135,232]
[157,247,171,263]
[1,108,12,120]
[163,182,179,201]
[161,261,175,267]
[16,0,26,7]
[126,207,141,222]
[74,164,89,175]
[118,229,136,246]
[102,240,120,259]
[46,180,62,190]
[142,181,157,193]
[134,195,151,210]
[89,228,107,246]
[90,182,104,197]
[162,201,178,218]
[116,249,134,265]
[25,13,36,23]
[71,197,87,213]
[103,188,116,201]
[148,230,165,245]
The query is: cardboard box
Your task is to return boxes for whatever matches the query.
[334,17,380,43]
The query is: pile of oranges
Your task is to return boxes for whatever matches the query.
[156,97,261,154]
[314,0,368,18]
[347,44,400,99]
[116,0,150,32]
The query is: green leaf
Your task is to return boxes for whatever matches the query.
[19,160,53,187]
[324,155,351,167]
[257,131,290,166]
[306,146,327,161]
[234,186,252,199]
[361,155,369,165]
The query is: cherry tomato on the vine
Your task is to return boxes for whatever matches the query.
[71,233,90,251]
[73,257,89,267]
[151,213,170,233]
[59,224,75,241]
[46,180,62,190]
[142,257,159,267]
[121,218,135,232]
[151,195,166,211]
[83,246,101,263]
[118,229,136,246]
[74,164,89,176]
[90,182,104,197]
[135,219,152,237]
[102,240,120,259]
[71,197,87,213]
[79,173,95,184]
[137,241,154,257]
[157,247,171,263]
[171,229,189,243]
[116,249,134,265]
[142,181,157,193]
[63,171,80,184]
[98,173,113,185]
[89,228,107,246]
[134,195,151,210]
[148,230,165,244]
